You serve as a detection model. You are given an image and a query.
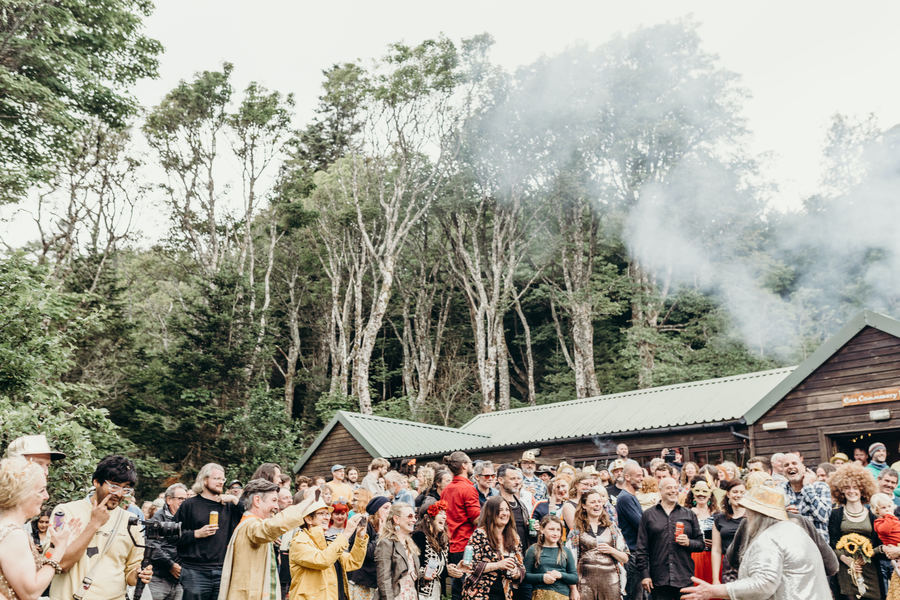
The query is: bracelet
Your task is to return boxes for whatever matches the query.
[42,558,63,574]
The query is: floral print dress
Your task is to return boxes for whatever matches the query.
[461,528,525,600]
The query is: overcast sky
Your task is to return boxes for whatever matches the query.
[4,1,900,245]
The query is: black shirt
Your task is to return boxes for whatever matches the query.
[634,502,704,588]
[713,512,743,558]
[503,494,529,554]
[174,495,244,569]
[606,483,624,499]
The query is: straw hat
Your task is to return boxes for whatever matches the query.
[830,452,849,465]
[6,435,65,460]
[738,485,788,521]
[298,497,333,521]
[608,459,626,472]
[582,465,599,476]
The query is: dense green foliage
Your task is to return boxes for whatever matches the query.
[3,13,898,500]
[0,0,161,202]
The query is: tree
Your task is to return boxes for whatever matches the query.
[0,0,161,202]
[593,22,749,387]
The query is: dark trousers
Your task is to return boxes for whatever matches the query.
[449,551,464,600]
[180,566,222,600]
[649,586,682,600]
[512,583,531,600]
[624,559,645,600]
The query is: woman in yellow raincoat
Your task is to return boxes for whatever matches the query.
[289,497,368,600]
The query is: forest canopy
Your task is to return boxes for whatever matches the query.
[3,10,899,496]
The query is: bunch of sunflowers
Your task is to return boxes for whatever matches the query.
[836,533,875,598]
[836,533,875,562]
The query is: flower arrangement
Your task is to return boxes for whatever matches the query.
[836,533,875,598]
[426,499,448,518]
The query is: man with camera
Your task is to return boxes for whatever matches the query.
[147,483,189,600]
[49,455,153,600]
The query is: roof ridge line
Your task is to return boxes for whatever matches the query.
[339,411,491,438]
[463,366,797,422]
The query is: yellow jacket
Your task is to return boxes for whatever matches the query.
[219,504,307,600]
[288,526,368,600]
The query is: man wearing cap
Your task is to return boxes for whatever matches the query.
[6,434,65,475]
[606,459,627,499]
[866,442,889,479]
[679,485,831,600]
[519,451,547,502]
[830,452,849,466]
[327,465,354,505]
[218,479,313,600]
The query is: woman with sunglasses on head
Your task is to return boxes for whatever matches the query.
[684,477,720,586]
[375,503,419,600]
[461,496,524,600]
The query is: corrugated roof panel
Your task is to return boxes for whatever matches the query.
[460,367,795,448]
[340,412,490,457]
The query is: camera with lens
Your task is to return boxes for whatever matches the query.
[127,515,181,539]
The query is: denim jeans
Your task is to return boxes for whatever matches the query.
[147,576,183,600]
[625,559,645,600]
[179,566,222,600]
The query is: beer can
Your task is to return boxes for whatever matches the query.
[674,521,684,538]
[209,511,219,526]
[462,544,474,565]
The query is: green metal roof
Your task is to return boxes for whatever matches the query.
[459,367,796,448]
[743,310,900,424]
[293,411,490,473]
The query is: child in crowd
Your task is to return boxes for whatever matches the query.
[871,492,900,598]
[524,515,578,599]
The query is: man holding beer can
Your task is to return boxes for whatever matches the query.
[175,463,245,600]
[633,477,703,599]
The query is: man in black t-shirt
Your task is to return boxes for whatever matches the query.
[497,463,531,600]
[175,462,244,600]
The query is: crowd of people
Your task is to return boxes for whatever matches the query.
[5,434,900,600]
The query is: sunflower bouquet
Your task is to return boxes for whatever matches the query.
[836,533,875,598]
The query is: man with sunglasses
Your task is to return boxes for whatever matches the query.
[473,461,498,506]
[49,455,153,600]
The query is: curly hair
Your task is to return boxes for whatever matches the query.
[0,456,44,512]
[830,463,877,505]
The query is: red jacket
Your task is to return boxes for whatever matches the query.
[441,474,481,552]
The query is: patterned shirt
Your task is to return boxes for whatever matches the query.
[781,480,832,542]
[521,475,547,501]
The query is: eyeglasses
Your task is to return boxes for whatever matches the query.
[171,496,187,502]
[105,482,135,497]
[479,474,497,479]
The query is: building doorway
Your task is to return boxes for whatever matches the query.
[827,428,900,466]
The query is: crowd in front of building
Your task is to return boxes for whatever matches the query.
[7,432,900,600]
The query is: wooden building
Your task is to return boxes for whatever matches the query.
[293,311,900,475]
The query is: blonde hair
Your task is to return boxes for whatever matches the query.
[744,471,772,490]
[192,463,225,494]
[871,492,894,511]
[0,456,44,511]
[381,502,419,558]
